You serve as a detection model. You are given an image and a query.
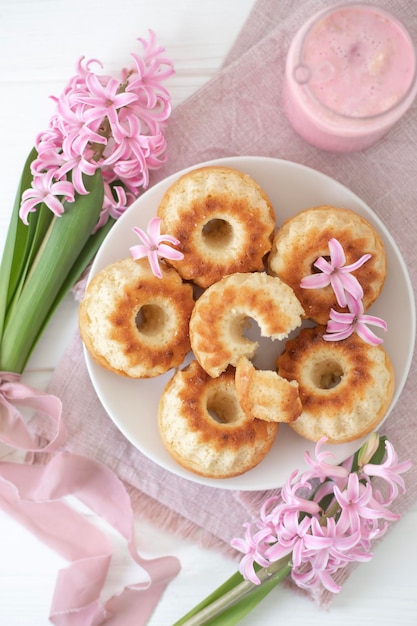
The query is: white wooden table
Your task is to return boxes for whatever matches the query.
[1,1,416,624]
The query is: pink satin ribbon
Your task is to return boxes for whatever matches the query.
[0,371,65,451]
[0,373,181,624]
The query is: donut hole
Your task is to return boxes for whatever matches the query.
[311,359,344,389]
[241,317,277,369]
[201,219,233,249]
[311,254,331,273]
[242,316,259,340]
[233,314,253,342]
[135,304,166,336]
[207,389,243,424]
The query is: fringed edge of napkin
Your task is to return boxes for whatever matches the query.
[26,442,239,562]
[125,482,240,560]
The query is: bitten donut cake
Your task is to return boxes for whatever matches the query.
[235,356,302,423]
[276,325,394,444]
[190,271,304,377]
[156,166,276,288]
[79,257,195,378]
[158,360,279,478]
[268,205,387,324]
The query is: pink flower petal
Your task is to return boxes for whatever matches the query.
[158,233,181,246]
[132,225,153,248]
[323,327,354,341]
[19,199,40,224]
[148,250,163,278]
[326,320,351,332]
[347,295,363,316]
[314,256,333,274]
[355,322,384,346]
[360,314,388,331]
[344,253,372,273]
[328,308,355,324]
[50,173,74,191]
[339,271,364,300]
[148,216,162,242]
[129,243,149,260]
[328,238,346,268]
[44,194,66,217]
[157,242,184,261]
[330,273,348,307]
[300,273,331,289]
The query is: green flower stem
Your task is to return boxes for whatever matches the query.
[173,558,292,626]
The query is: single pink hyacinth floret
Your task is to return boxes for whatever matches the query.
[303,437,349,483]
[363,440,412,504]
[130,216,184,278]
[324,297,387,345]
[300,237,371,308]
[20,170,75,224]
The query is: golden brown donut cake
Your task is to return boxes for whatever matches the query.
[268,205,387,325]
[158,360,279,478]
[156,165,276,288]
[235,356,302,423]
[276,325,394,444]
[189,271,304,378]
[79,257,195,378]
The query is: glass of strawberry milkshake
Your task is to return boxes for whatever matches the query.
[283,4,417,152]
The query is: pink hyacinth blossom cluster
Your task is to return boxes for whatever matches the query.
[20,31,174,229]
[231,436,411,593]
[300,238,387,345]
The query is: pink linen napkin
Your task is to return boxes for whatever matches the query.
[28,0,417,607]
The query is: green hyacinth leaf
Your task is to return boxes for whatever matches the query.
[172,560,291,626]
[201,571,287,625]
[0,147,38,340]
[172,571,246,626]
[8,203,54,318]
[0,170,104,373]
[32,216,115,350]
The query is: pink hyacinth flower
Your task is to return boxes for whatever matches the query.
[55,154,99,196]
[130,216,184,278]
[20,169,75,224]
[303,437,349,483]
[363,440,413,504]
[323,297,387,345]
[300,238,371,308]
[18,34,174,229]
[230,432,410,599]
[78,73,139,144]
[231,523,271,585]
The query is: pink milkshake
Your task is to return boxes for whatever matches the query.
[283,4,417,152]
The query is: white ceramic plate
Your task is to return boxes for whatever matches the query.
[84,156,415,491]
